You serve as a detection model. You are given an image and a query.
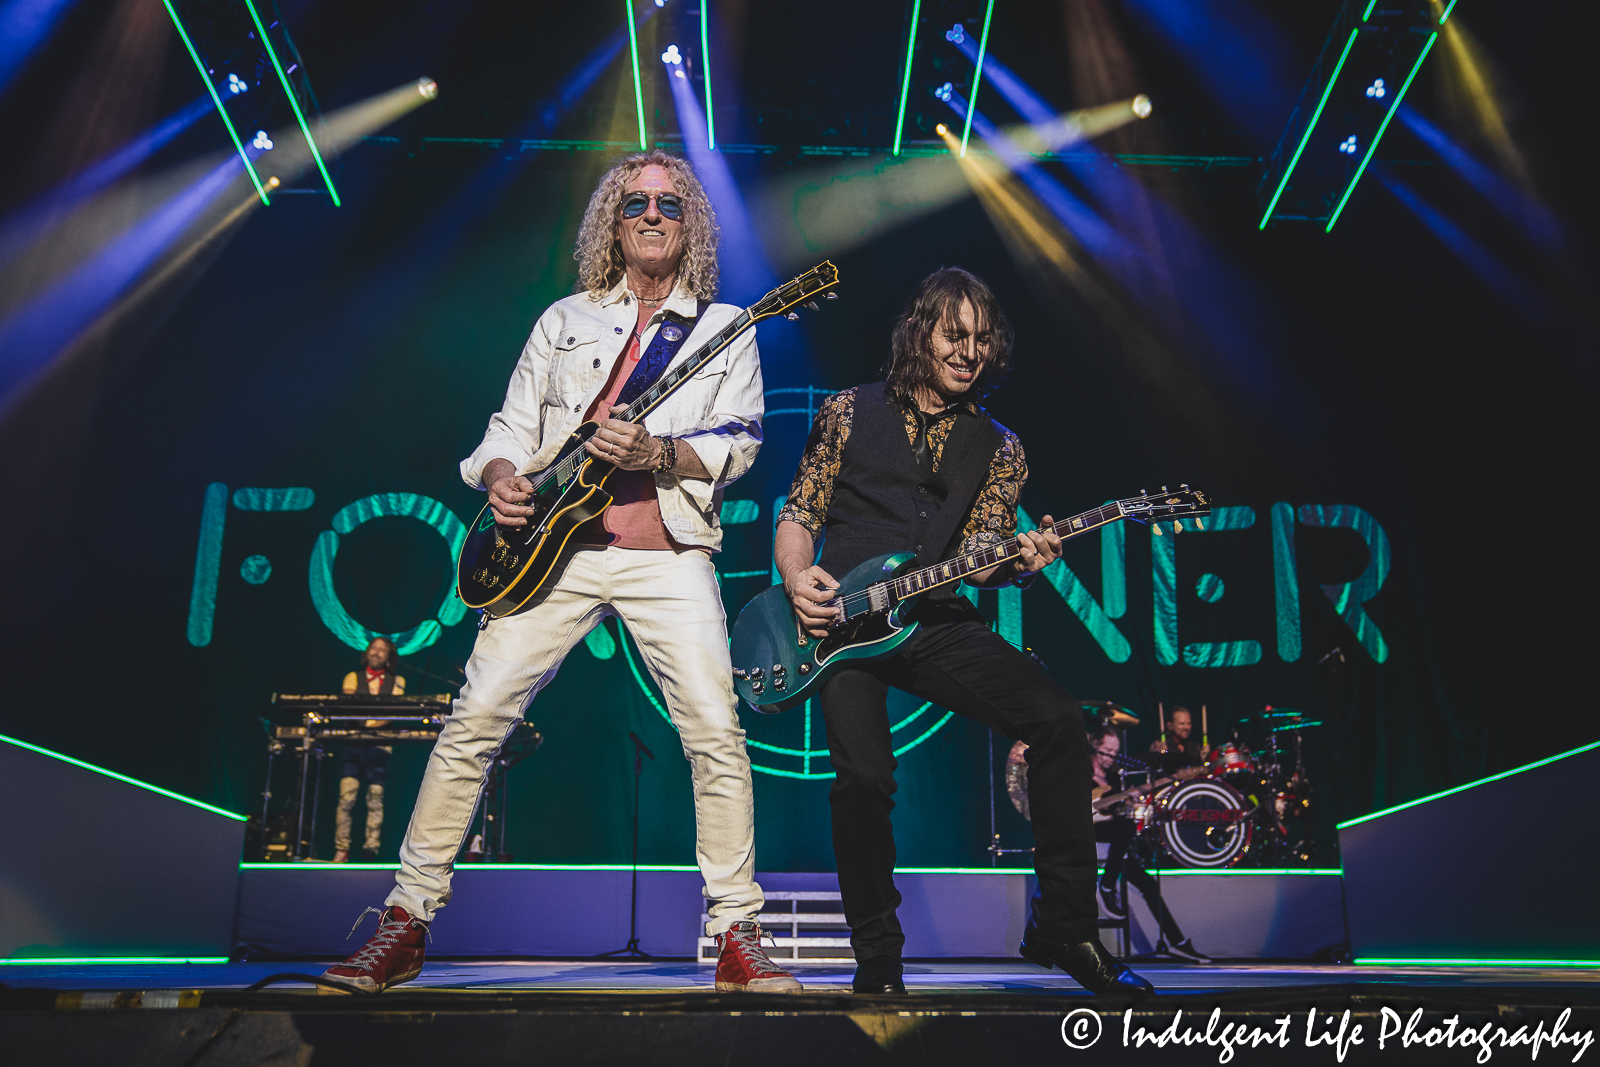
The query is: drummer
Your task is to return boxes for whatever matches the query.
[1149,706,1205,773]
[1091,726,1210,964]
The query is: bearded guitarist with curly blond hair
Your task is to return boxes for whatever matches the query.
[323,150,798,995]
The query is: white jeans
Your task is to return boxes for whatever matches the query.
[386,546,763,934]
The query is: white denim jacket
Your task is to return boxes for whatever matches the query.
[460,278,763,552]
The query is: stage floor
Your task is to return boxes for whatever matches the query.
[7,959,1598,1066]
[6,958,1598,994]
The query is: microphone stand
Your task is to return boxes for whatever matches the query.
[597,731,656,959]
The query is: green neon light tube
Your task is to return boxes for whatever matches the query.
[1361,0,1378,21]
[1358,957,1600,968]
[1,733,248,821]
[238,861,1342,876]
[625,0,647,150]
[891,0,922,156]
[0,957,230,965]
[1440,0,1460,23]
[1338,739,1600,829]
[1258,28,1358,230]
[159,0,269,205]
[959,0,995,158]
[699,0,714,150]
[1326,31,1438,232]
[242,0,339,205]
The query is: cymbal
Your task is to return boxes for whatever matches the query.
[1082,701,1140,726]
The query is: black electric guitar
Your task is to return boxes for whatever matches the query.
[457,262,841,618]
[728,486,1210,712]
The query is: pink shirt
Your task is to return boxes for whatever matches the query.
[571,305,688,552]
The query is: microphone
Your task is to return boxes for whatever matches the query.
[627,731,655,760]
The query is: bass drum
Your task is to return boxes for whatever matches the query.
[1157,779,1254,868]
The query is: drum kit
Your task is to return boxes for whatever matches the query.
[1004,702,1322,869]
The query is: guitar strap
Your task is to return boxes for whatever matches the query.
[616,299,711,409]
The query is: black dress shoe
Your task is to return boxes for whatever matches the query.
[1019,926,1155,995]
[1167,938,1211,964]
[852,954,906,994]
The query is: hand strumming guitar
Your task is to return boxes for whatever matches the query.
[484,458,539,528]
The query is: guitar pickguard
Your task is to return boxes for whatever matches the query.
[815,610,902,666]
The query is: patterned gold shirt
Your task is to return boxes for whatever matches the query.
[776,386,1027,553]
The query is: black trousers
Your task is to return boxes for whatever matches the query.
[1098,817,1186,944]
[819,608,1099,958]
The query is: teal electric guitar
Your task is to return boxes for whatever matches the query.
[729,486,1210,712]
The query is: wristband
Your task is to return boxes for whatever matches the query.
[652,436,676,474]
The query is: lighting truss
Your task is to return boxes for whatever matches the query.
[1257,0,1444,230]
[242,0,338,205]
[162,0,340,203]
[959,0,994,158]
[891,0,923,155]
[160,0,270,204]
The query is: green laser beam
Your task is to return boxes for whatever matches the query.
[1258,28,1358,229]
[625,0,647,150]
[159,0,268,205]
[699,0,714,150]
[242,0,338,204]
[1337,739,1600,829]
[1326,31,1438,231]
[1,733,248,821]
[959,0,994,158]
[891,0,922,156]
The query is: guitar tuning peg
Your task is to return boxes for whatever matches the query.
[785,311,800,321]
[1161,485,1169,493]
[1152,523,1164,536]
[1174,520,1184,533]
[1195,517,1205,530]
[805,301,819,310]
[825,291,838,299]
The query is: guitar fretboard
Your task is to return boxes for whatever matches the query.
[838,503,1124,619]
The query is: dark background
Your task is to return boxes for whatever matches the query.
[0,0,1593,870]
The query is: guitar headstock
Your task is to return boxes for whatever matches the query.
[749,261,840,323]
[1116,484,1211,534]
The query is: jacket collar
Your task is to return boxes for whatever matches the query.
[600,275,700,319]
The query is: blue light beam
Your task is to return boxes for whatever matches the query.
[0,0,80,96]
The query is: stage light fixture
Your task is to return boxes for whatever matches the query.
[1366,78,1386,98]
[946,23,964,43]
[1338,135,1357,154]
[161,0,269,204]
[661,43,682,65]
[655,0,666,6]
[936,122,948,136]
[241,0,338,205]
[1132,93,1152,118]
[252,130,274,150]
[934,81,953,102]
[227,72,247,94]
[417,77,438,100]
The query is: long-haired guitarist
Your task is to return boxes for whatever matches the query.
[324,150,798,995]
[771,267,1152,995]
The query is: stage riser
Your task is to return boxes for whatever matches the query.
[1340,746,1600,959]
[0,742,244,959]
[236,868,1343,959]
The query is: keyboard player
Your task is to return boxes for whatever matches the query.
[334,638,407,863]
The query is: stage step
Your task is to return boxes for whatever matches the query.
[697,890,853,963]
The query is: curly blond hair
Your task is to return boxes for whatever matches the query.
[573,150,720,300]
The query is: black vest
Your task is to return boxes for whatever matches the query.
[355,669,397,696]
[816,382,1002,601]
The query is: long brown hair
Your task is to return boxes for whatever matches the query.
[882,267,1015,404]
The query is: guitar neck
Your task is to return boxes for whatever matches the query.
[877,502,1124,606]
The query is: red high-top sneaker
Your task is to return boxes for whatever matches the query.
[320,906,428,994]
[714,921,802,992]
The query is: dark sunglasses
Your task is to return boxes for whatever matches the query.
[620,192,684,221]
